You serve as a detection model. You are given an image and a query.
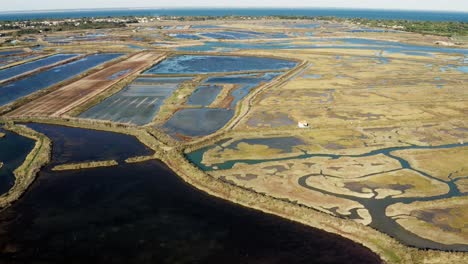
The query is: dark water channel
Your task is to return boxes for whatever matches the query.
[0,124,381,263]
[26,123,153,166]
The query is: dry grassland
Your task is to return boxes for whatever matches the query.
[386,197,468,245]
[392,147,468,181]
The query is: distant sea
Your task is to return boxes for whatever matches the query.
[0,8,467,22]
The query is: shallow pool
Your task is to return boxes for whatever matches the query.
[80,77,191,125]
[163,108,234,138]
[145,55,297,75]
[186,84,222,106]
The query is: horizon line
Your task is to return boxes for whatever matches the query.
[1,6,468,14]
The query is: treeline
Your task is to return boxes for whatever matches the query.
[2,14,466,37]
[169,15,468,36]
[349,18,468,36]
[12,22,129,36]
[173,15,468,36]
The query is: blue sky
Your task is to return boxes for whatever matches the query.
[2,0,468,12]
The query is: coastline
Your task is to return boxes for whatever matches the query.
[0,8,467,22]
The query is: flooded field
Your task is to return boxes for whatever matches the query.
[0,53,42,67]
[201,30,288,40]
[80,77,191,125]
[0,54,78,81]
[44,33,108,44]
[205,72,282,108]
[145,55,297,74]
[0,49,24,57]
[0,53,121,106]
[164,108,234,138]
[0,129,35,195]
[179,38,468,57]
[138,55,297,139]
[169,33,201,40]
[5,53,168,118]
[0,125,380,264]
[186,84,222,106]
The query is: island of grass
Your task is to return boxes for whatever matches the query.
[51,160,118,171]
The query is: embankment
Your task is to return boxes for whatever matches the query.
[0,123,51,209]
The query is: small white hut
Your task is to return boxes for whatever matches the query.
[298,120,309,128]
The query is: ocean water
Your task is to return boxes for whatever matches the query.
[0,8,467,22]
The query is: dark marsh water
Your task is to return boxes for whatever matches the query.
[0,129,35,195]
[0,124,381,264]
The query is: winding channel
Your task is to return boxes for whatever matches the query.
[187,142,468,251]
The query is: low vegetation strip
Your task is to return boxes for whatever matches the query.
[51,160,118,171]
[347,18,468,37]
[0,123,51,209]
[125,155,155,164]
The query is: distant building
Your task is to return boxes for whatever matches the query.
[298,120,309,128]
[434,41,455,47]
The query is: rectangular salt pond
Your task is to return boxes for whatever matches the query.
[80,77,191,125]
[0,54,78,81]
[0,49,24,56]
[169,34,201,40]
[0,53,122,106]
[201,31,288,40]
[0,53,41,68]
[145,55,297,75]
[288,23,321,28]
[201,31,256,40]
[163,72,283,138]
[205,72,282,108]
[186,84,222,106]
[163,108,234,138]
[45,33,107,43]
[179,38,468,57]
